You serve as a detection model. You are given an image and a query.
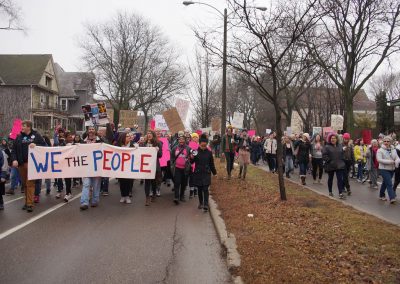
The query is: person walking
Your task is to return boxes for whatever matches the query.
[190,134,217,212]
[221,126,236,179]
[171,135,191,205]
[354,139,367,182]
[237,129,251,179]
[116,132,134,204]
[311,134,324,184]
[376,136,399,204]
[367,139,379,189]
[212,132,221,158]
[11,121,46,213]
[283,136,295,178]
[264,133,277,173]
[342,133,354,195]
[294,133,311,185]
[323,133,346,199]
[0,143,10,210]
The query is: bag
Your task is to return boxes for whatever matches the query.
[184,159,192,175]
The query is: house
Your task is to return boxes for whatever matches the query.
[0,54,96,137]
[54,63,95,132]
[0,54,66,137]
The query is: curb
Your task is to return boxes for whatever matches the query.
[209,195,244,284]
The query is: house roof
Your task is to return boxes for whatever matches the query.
[54,63,95,98]
[0,54,52,85]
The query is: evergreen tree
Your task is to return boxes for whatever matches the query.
[375,91,393,134]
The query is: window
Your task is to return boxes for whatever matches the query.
[45,76,52,89]
[40,93,46,104]
[60,98,68,111]
[54,95,59,109]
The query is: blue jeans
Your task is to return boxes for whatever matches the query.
[299,161,308,177]
[80,177,101,206]
[35,180,42,196]
[327,169,344,194]
[357,161,364,180]
[379,169,395,200]
[10,167,21,190]
[285,156,294,174]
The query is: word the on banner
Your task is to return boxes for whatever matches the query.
[28,144,157,180]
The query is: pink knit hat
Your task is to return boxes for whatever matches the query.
[343,133,351,140]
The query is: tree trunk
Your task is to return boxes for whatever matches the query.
[344,91,354,134]
[274,101,287,201]
[143,109,149,133]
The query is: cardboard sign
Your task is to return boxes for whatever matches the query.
[82,103,109,126]
[231,112,244,129]
[331,114,344,131]
[28,143,157,180]
[162,108,185,134]
[290,111,303,134]
[211,117,221,132]
[312,127,322,136]
[119,110,138,128]
[154,114,169,131]
[175,98,190,122]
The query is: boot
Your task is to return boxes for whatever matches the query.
[286,172,290,178]
[301,176,306,185]
[145,196,151,206]
[243,171,246,180]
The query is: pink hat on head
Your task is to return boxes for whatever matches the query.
[343,133,351,140]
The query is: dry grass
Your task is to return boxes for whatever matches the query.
[211,162,400,284]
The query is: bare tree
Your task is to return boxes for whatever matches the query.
[196,0,319,200]
[369,72,400,101]
[0,0,23,30]
[305,0,400,133]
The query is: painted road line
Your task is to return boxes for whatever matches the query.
[4,188,46,205]
[0,193,82,241]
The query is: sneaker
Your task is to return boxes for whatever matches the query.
[173,198,179,205]
[203,205,209,212]
[55,192,61,199]
[380,197,387,201]
[80,204,89,210]
[329,192,334,197]
[22,204,28,210]
[347,190,352,196]
[64,194,73,202]
[357,179,362,183]
[126,197,132,204]
[0,203,3,210]
[90,203,98,208]
[34,196,40,203]
[339,193,345,199]
[390,199,396,204]
[120,197,126,203]
[102,192,109,196]
[156,189,161,197]
[26,206,33,213]
[149,192,153,197]
[5,189,15,195]
[198,204,203,209]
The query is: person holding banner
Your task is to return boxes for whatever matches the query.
[171,135,191,204]
[222,126,236,180]
[80,126,103,211]
[116,132,134,204]
[11,120,46,213]
[142,130,163,206]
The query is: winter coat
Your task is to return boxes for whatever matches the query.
[264,138,277,154]
[222,134,235,153]
[0,149,8,180]
[377,144,398,171]
[236,137,251,152]
[322,143,346,172]
[190,147,217,187]
[342,144,354,162]
[11,130,46,164]
[354,145,367,163]
[283,142,294,158]
[311,142,323,159]
[294,140,311,163]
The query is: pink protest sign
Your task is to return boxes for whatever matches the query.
[189,141,199,150]
[195,130,202,136]
[248,130,256,137]
[159,138,170,167]
[150,119,155,130]
[9,119,22,139]
[323,127,335,138]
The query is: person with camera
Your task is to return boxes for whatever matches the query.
[171,135,191,205]
[190,134,217,212]
[237,129,251,179]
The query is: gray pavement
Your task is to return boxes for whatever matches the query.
[258,164,400,226]
[0,180,231,284]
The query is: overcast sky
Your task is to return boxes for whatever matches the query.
[0,0,238,71]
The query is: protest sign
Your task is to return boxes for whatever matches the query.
[162,108,185,133]
[9,119,22,139]
[28,144,157,180]
[331,114,344,131]
[231,112,244,129]
[286,127,292,136]
[291,111,303,134]
[158,138,170,167]
[266,129,272,134]
[323,127,335,138]
[175,98,190,122]
[200,127,211,135]
[119,110,138,128]
[248,130,256,137]
[312,127,322,136]
[154,114,169,131]
[82,103,110,126]
[211,117,221,132]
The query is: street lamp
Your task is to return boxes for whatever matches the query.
[183,1,266,141]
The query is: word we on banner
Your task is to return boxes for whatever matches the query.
[28,144,157,180]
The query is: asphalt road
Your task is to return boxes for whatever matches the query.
[258,163,400,226]
[0,180,231,284]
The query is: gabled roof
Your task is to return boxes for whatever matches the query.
[0,54,52,85]
[54,63,95,98]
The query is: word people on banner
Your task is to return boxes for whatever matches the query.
[28,144,157,180]
[231,112,244,129]
[154,114,169,131]
[175,98,190,122]
[82,102,109,126]
[290,111,303,134]
[330,114,344,131]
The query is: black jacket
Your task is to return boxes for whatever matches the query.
[236,137,251,152]
[11,130,46,164]
[294,140,311,163]
[323,143,346,172]
[190,148,217,187]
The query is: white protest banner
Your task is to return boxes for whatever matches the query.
[266,129,272,134]
[286,127,292,136]
[28,144,157,180]
[290,111,303,134]
[331,114,344,131]
[175,98,190,122]
[231,112,244,129]
[154,114,169,131]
